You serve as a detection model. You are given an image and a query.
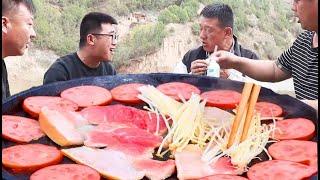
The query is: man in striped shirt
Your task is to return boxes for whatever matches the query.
[212,0,318,110]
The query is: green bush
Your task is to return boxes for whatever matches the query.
[158,0,200,25]
[191,22,200,36]
[112,23,167,68]
[31,0,299,65]
[183,0,199,18]
[158,9,180,24]
[33,0,90,55]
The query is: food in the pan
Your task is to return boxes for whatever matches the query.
[270,118,315,140]
[111,83,146,104]
[30,164,100,180]
[200,84,276,173]
[80,104,167,135]
[2,115,45,143]
[199,174,248,180]
[39,107,90,146]
[268,140,317,168]
[255,101,283,118]
[62,146,176,180]
[22,96,78,118]
[2,144,63,173]
[62,146,145,179]
[84,126,163,158]
[247,160,317,180]
[138,85,182,117]
[133,159,176,180]
[2,82,318,180]
[156,82,201,101]
[200,90,242,109]
[175,144,238,179]
[60,85,112,107]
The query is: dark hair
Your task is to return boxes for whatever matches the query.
[2,0,36,15]
[200,3,234,29]
[79,12,118,48]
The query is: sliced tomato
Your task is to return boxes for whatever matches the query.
[60,85,112,107]
[270,118,315,140]
[2,115,45,143]
[200,90,241,109]
[247,160,317,180]
[255,102,283,118]
[156,82,200,101]
[268,140,317,168]
[2,144,63,173]
[111,83,145,105]
[30,164,100,180]
[199,174,248,180]
[22,96,78,118]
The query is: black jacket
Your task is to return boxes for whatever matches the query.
[2,60,10,103]
[182,36,259,73]
[43,52,116,85]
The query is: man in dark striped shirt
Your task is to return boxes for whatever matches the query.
[212,0,318,111]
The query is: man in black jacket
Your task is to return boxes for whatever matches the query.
[174,3,258,81]
[2,0,36,102]
[43,12,118,84]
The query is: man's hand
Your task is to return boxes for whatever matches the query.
[190,59,209,75]
[212,50,240,69]
[220,69,230,79]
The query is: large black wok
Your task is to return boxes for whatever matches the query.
[2,73,318,180]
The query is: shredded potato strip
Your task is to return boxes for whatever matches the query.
[202,83,277,173]
[138,84,276,174]
[138,85,181,117]
[138,85,217,156]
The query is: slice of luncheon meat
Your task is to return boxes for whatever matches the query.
[22,96,78,118]
[255,101,283,118]
[200,90,242,109]
[80,104,167,135]
[199,174,248,180]
[39,107,89,146]
[61,146,145,180]
[60,85,112,108]
[2,115,45,143]
[30,164,100,180]
[247,160,317,180]
[2,144,63,173]
[84,126,163,158]
[268,140,317,169]
[175,144,238,180]
[111,83,146,105]
[133,159,176,180]
[270,118,315,140]
[156,82,201,101]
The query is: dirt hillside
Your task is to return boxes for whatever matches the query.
[5,19,295,97]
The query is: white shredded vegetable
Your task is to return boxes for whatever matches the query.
[138,85,277,175]
[201,112,277,173]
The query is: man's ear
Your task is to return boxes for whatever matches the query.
[2,16,10,34]
[224,27,233,38]
[87,34,95,46]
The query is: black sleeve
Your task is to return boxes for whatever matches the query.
[43,62,69,85]
[181,50,193,73]
[240,47,259,60]
[2,60,11,102]
[111,64,117,75]
[250,51,259,60]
